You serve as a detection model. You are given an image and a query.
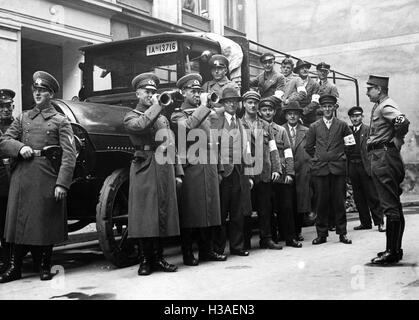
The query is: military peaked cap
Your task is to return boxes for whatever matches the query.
[32,71,60,93]
[367,75,389,89]
[208,54,229,69]
[176,73,202,90]
[132,73,159,90]
[0,89,15,103]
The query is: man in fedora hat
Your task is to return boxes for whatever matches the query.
[241,91,283,250]
[249,53,286,99]
[259,97,302,248]
[124,72,182,276]
[293,60,321,126]
[0,71,76,283]
[282,101,312,241]
[305,94,353,245]
[346,106,384,233]
[213,87,253,257]
[171,73,227,266]
[366,75,410,265]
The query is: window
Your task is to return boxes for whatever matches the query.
[225,0,245,32]
[183,0,209,18]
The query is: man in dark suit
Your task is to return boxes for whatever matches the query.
[283,101,311,241]
[305,95,353,245]
[213,87,253,257]
[347,106,385,232]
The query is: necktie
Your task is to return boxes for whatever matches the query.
[231,117,237,130]
[290,127,296,146]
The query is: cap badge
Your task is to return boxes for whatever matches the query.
[35,78,43,86]
[148,80,155,86]
[193,80,200,85]
[214,61,220,66]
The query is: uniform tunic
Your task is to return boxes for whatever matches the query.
[0,118,13,238]
[171,101,222,229]
[202,77,235,109]
[124,103,181,238]
[0,105,76,245]
[367,96,409,221]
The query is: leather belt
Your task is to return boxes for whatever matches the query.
[32,149,47,157]
[367,141,396,152]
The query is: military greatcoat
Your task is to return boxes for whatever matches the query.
[0,105,76,245]
[124,103,181,238]
[170,101,222,229]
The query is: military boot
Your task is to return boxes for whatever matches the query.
[371,220,401,265]
[0,240,10,274]
[138,239,152,276]
[182,245,198,266]
[39,246,53,281]
[152,239,177,272]
[0,244,23,283]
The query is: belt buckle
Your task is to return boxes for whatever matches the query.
[143,145,151,151]
[33,150,42,157]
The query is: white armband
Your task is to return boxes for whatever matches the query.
[284,148,293,158]
[344,134,356,146]
[269,140,277,152]
[274,90,284,99]
[311,94,320,104]
[246,141,251,154]
[297,86,307,94]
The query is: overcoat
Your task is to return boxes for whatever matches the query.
[0,105,76,245]
[124,103,181,238]
[171,101,222,228]
[0,118,13,198]
[305,118,352,177]
[283,123,311,212]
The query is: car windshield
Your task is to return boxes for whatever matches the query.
[91,43,180,93]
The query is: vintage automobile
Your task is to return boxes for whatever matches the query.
[51,32,360,267]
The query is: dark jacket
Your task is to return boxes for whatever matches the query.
[250,71,285,98]
[283,123,311,213]
[348,123,371,175]
[269,122,295,183]
[0,105,76,245]
[305,117,352,176]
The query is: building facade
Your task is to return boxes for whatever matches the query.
[0,0,258,114]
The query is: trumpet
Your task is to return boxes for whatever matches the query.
[158,90,184,107]
[201,92,220,105]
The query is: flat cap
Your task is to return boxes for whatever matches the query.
[367,75,389,89]
[132,73,159,90]
[282,101,303,113]
[259,96,282,110]
[32,71,60,93]
[316,62,331,71]
[0,89,15,103]
[319,94,337,105]
[219,87,242,102]
[242,91,261,102]
[348,106,364,116]
[208,54,229,69]
[260,53,275,63]
[176,73,202,90]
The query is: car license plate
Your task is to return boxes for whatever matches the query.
[146,41,178,56]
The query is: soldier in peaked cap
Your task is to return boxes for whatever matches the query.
[366,75,410,265]
[241,91,283,251]
[346,105,385,233]
[258,97,302,248]
[171,73,227,266]
[124,72,181,276]
[316,62,339,99]
[0,71,76,283]
[0,89,15,274]
[202,54,236,109]
[305,94,354,246]
[250,53,286,99]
